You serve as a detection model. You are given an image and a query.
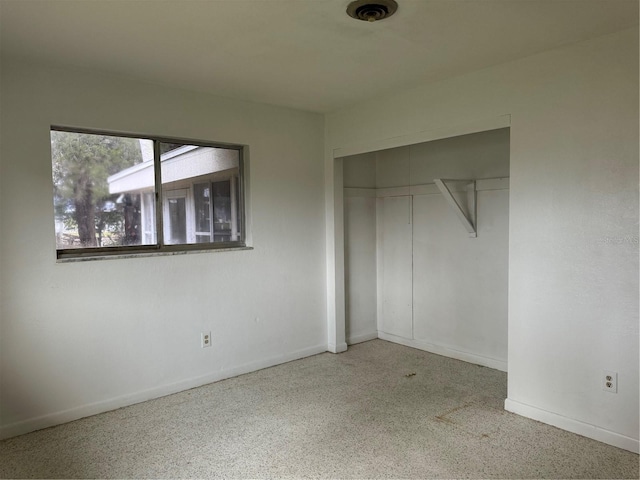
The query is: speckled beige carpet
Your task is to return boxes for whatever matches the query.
[0,339,638,479]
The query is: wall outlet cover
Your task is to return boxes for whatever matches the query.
[603,370,617,393]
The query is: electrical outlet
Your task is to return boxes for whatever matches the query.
[201,332,211,348]
[603,370,617,393]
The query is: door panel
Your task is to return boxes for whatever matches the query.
[168,197,187,244]
[163,188,190,245]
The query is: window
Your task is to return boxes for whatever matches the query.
[51,128,245,259]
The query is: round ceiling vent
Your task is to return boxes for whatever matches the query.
[346,0,398,22]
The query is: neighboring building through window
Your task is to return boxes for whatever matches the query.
[51,129,245,259]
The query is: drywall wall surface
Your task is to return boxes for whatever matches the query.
[375,129,510,187]
[344,195,377,343]
[375,146,411,188]
[409,128,509,184]
[326,27,639,451]
[376,128,509,188]
[412,189,509,366]
[343,152,376,188]
[378,195,413,339]
[0,59,326,437]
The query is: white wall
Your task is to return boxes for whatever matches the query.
[326,28,639,452]
[343,152,376,188]
[411,184,509,370]
[0,59,327,438]
[406,128,510,185]
[344,193,377,344]
[343,153,377,344]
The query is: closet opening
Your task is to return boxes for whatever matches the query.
[342,127,510,373]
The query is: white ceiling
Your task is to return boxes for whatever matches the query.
[1,0,637,113]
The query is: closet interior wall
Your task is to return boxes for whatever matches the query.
[343,128,510,370]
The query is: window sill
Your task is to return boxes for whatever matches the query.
[56,246,254,263]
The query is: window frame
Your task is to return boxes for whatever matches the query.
[52,126,247,260]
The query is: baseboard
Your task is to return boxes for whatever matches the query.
[505,398,639,454]
[0,343,327,440]
[327,342,348,353]
[378,332,508,372]
[347,331,378,345]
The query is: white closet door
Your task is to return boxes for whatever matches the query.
[379,195,413,339]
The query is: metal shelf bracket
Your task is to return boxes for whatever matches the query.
[434,178,477,238]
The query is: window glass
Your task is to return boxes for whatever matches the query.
[51,131,149,249]
[159,142,240,246]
